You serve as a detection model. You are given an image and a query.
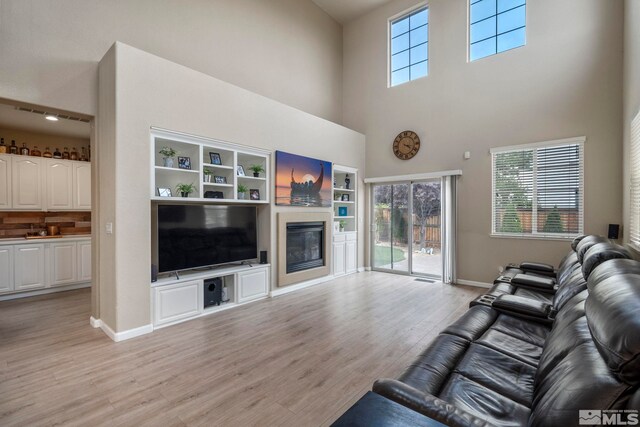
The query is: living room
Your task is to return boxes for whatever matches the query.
[0,0,639,425]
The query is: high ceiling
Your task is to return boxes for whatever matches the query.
[0,103,90,139]
[311,0,394,24]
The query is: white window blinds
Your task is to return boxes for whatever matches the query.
[491,138,584,238]
[630,111,640,247]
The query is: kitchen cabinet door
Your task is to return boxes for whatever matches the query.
[12,157,42,210]
[46,159,73,210]
[77,240,92,282]
[0,155,11,209]
[73,162,91,210]
[0,246,14,293]
[14,244,46,291]
[50,242,77,286]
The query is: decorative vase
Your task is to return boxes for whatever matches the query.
[181,192,189,198]
[238,192,246,200]
[204,175,212,183]
[253,172,260,177]
[163,157,174,168]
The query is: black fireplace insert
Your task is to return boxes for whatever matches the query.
[286,221,325,273]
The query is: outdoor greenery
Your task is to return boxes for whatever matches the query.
[500,203,523,233]
[543,206,564,233]
[373,245,406,266]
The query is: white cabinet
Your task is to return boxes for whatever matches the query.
[345,239,357,274]
[49,242,77,286]
[14,244,46,291]
[333,232,357,277]
[77,240,92,282]
[12,157,42,210]
[46,159,74,210]
[237,268,269,303]
[0,155,11,209]
[333,239,346,277]
[154,280,202,326]
[0,246,14,293]
[73,162,91,210]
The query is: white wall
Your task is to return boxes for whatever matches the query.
[344,0,624,283]
[623,0,640,245]
[0,0,343,123]
[98,42,365,332]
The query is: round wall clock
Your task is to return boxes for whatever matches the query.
[393,131,421,160]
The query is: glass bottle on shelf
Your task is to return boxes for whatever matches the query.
[9,140,18,154]
[80,147,87,161]
[62,147,70,159]
[31,146,41,157]
[43,147,53,158]
[69,147,78,160]
[0,138,6,154]
[53,148,62,159]
[20,143,30,156]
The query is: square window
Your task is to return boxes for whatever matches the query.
[390,6,429,86]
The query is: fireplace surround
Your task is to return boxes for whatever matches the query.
[278,212,332,287]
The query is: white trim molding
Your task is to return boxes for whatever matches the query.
[455,279,492,289]
[0,283,91,301]
[489,136,586,154]
[89,316,102,328]
[98,321,154,342]
[270,275,335,297]
[364,170,462,184]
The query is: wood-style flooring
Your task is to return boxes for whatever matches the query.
[0,272,484,427]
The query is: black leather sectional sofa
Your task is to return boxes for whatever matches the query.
[371,235,640,426]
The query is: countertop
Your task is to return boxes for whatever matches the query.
[0,235,91,245]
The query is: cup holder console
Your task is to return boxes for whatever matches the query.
[470,294,498,308]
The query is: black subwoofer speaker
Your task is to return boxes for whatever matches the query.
[204,277,223,307]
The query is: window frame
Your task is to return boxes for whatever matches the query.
[388,2,429,88]
[629,111,640,250]
[468,0,527,62]
[490,137,585,240]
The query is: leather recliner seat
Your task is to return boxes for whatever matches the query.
[372,247,640,427]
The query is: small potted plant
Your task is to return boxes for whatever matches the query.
[237,184,248,200]
[249,164,265,178]
[159,146,177,168]
[203,169,212,183]
[339,220,346,232]
[176,183,195,198]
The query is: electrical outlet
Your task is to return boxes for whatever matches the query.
[106,222,113,234]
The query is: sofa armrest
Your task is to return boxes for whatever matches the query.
[511,273,557,293]
[519,261,555,275]
[372,379,496,427]
[491,294,552,324]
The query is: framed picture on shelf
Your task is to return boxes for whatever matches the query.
[250,189,260,200]
[333,221,340,233]
[237,165,245,176]
[178,156,191,170]
[209,152,222,165]
[341,194,350,202]
[214,176,227,184]
[338,206,348,216]
[157,187,172,197]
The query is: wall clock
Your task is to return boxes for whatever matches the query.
[393,131,421,160]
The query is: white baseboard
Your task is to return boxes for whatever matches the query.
[0,283,91,301]
[455,279,493,289]
[358,267,366,272]
[89,316,102,328]
[271,274,335,297]
[97,320,153,342]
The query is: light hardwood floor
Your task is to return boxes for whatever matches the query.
[0,272,484,427]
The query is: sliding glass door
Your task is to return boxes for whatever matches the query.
[371,179,444,279]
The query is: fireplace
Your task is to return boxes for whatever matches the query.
[278,212,332,287]
[286,222,325,273]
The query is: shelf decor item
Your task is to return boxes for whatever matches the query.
[204,190,224,199]
[203,169,212,182]
[159,146,177,167]
[176,183,195,198]
[214,175,227,184]
[209,152,222,165]
[157,187,172,197]
[341,194,350,202]
[237,165,245,176]
[339,220,346,232]
[344,174,351,190]
[237,184,248,200]
[249,164,264,177]
[334,193,341,201]
[338,206,348,216]
[275,150,332,207]
[250,189,260,200]
[178,156,191,170]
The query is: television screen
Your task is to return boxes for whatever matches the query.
[156,205,257,273]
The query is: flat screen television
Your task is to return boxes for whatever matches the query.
[154,204,257,273]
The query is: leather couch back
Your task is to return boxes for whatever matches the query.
[576,235,609,263]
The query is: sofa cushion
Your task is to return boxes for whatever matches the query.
[575,235,608,263]
[476,328,542,367]
[441,305,497,342]
[581,242,631,279]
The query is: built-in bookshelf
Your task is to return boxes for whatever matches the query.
[332,166,357,233]
[151,128,270,203]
